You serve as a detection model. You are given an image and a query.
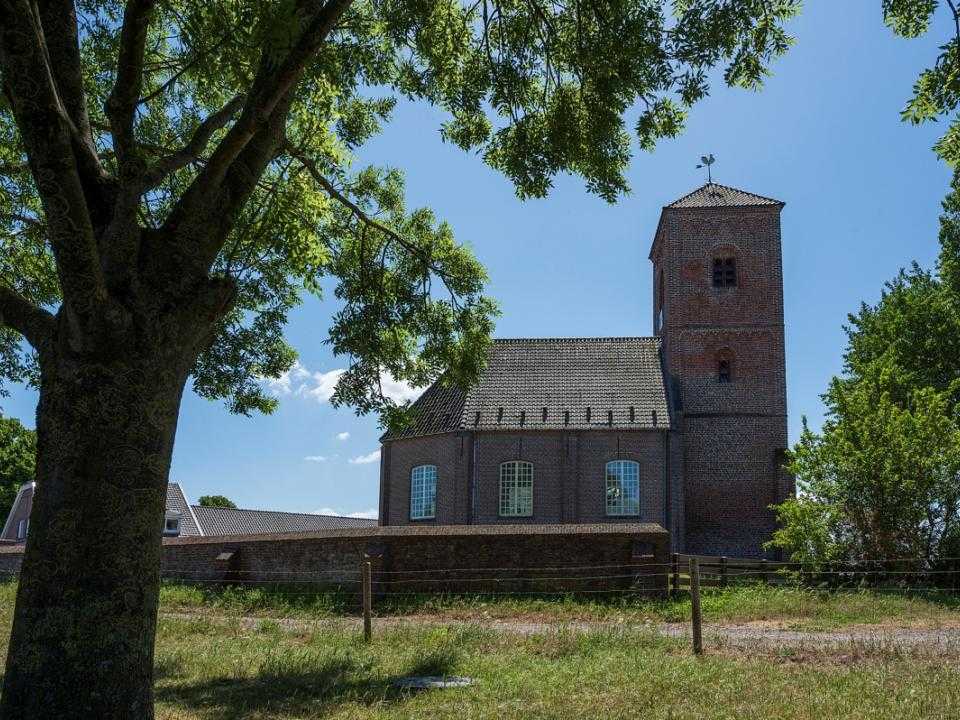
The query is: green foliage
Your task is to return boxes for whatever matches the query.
[0,1,801,428]
[0,414,35,522]
[196,495,236,509]
[884,0,960,164]
[770,371,960,564]
[769,178,960,566]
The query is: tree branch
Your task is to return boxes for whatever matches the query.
[37,0,114,220]
[947,0,960,47]
[141,94,244,188]
[162,0,354,255]
[0,285,55,350]
[0,0,106,318]
[286,142,458,295]
[105,0,156,166]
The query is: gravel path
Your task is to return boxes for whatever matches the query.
[164,611,960,653]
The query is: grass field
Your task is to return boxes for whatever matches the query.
[3,580,960,719]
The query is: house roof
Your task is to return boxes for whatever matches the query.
[190,505,377,536]
[166,483,202,536]
[666,182,783,209]
[383,337,671,440]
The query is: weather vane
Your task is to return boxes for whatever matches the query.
[697,154,716,183]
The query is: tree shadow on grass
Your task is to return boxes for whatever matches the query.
[155,647,463,720]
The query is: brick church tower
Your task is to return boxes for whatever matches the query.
[650,183,793,557]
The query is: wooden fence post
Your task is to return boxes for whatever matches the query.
[671,553,679,598]
[689,557,703,655]
[720,556,728,588]
[362,560,372,642]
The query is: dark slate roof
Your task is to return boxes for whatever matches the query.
[166,483,202,536]
[190,505,377,536]
[667,182,783,209]
[383,337,670,440]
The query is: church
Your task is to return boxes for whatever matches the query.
[377,182,793,558]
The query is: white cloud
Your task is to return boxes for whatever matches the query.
[378,373,424,404]
[316,507,379,520]
[304,455,327,463]
[263,362,425,406]
[263,361,311,396]
[349,449,381,465]
[302,368,347,403]
[336,431,350,441]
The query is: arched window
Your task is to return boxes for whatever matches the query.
[605,460,640,516]
[712,256,737,288]
[499,461,533,517]
[410,465,437,520]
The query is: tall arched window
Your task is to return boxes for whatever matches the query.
[410,465,437,520]
[499,461,533,517]
[605,460,640,516]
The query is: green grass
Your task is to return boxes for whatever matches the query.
[159,580,960,630]
[4,579,960,718]
[151,619,959,719]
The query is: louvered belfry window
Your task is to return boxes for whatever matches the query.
[712,257,737,287]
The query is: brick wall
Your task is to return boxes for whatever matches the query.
[0,525,670,594]
[0,546,22,575]
[383,429,677,533]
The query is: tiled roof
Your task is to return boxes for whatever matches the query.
[667,182,783,209]
[190,505,377,536]
[166,483,202,536]
[383,337,671,440]
[384,380,468,440]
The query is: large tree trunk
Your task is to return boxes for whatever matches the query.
[0,332,195,719]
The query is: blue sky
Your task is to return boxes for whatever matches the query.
[1,2,954,516]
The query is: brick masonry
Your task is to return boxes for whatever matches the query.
[0,524,670,594]
[382,430,684,541]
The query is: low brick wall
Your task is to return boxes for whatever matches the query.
[0,545,22,576]
[1,523,670,595]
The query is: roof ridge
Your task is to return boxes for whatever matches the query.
[191,505,369,521]
[493,336,659,343]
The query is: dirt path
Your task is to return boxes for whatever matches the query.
[163,611,960,654]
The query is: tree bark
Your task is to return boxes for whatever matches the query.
[0,325,197,719]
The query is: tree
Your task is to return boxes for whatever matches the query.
[196,494,235,508]
[0,414,35,523]
[0,1,799,715]
[769,361,960,566]
[769,206,960,566]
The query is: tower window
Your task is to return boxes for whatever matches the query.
[718,359,732,383]
[712,257,737,288]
